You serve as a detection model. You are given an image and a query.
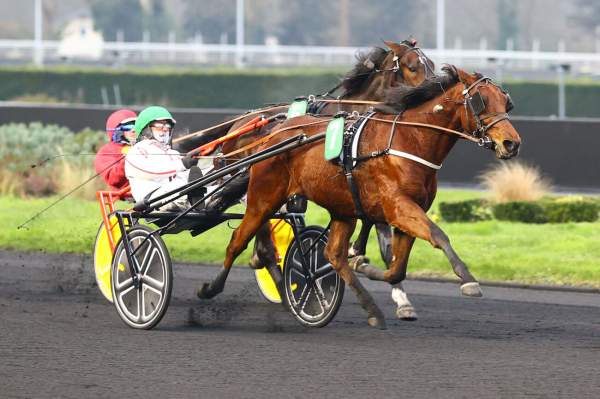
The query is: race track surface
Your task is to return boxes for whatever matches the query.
[1,250,599,399]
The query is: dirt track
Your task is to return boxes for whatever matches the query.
[1,249,599,398]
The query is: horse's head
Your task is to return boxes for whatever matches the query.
[450,66,520,159]
[383,39,435,86]
[341,39,434,99]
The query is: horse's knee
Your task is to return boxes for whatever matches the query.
[384,269,406,285]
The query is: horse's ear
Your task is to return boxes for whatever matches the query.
[383,40,406,55]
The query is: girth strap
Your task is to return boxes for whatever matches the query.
[341,112,375,219]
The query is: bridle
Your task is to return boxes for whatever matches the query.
[375,43,435,80]
[459,75,511,149]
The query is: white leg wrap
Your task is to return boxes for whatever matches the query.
[391,286,411,307]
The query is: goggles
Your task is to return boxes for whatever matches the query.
[150,122,174,130]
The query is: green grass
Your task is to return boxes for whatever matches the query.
[3,189,600,288]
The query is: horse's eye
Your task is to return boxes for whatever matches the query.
[408,66,417,73]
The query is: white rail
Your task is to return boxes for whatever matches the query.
[2,39,600,72]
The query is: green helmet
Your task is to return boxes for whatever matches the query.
[134,106,176,139]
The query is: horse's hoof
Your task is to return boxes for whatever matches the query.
[460,282,483,297]
[197,283,213,299]
[367,315,387,330]
[396,305,418,321]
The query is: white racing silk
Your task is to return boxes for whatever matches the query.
[125,139,190,206]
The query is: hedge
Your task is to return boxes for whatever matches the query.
[439,198,599,224]
[2,66,600,117]
[0,66,340,110]
[438,199,491,222]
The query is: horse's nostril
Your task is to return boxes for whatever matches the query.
[503,140,519,153]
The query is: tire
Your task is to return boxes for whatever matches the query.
[111,225,173,330]
[282,226,344,328]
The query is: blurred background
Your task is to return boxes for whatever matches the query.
[2,0,600,191]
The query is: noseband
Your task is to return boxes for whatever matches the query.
[461,76,510,149]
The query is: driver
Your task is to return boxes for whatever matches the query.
[124,106,202,210]
[94,109,137,190]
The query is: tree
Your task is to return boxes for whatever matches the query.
[90,0,145,41]
[497,0,519,49]
[90,0,174,42]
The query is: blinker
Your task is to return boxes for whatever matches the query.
[470,91,486,115]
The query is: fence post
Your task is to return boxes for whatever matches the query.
[33,0,44,66]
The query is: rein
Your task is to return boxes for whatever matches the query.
[172,104,286,144]
[219,119,334,160]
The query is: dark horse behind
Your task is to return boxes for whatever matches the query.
[197,65,521,329]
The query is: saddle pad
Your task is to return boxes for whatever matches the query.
[287,99,308,119]
[324,117,345,160]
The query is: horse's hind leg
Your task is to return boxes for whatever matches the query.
[326,218,386,329]
[385,196,482,297]
[250,222,284,295]
[197,167,287,299]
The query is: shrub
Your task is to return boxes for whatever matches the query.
[544,199,598,223]
[479,161,551,203]
[0,123,105,198]
[492,201,547,223]
[439,199,492,222]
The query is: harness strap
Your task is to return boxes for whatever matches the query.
[387,149,442,170]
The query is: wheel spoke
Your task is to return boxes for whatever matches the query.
[136,289,143,323]
[139,245,158,276]
[115,276,134,291]
[313,280,329,310]
[141,275,164,291]
[118,284,139,320]
[297,284,312,312]
[314,263,335,279]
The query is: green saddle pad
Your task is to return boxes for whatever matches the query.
[287,99,308,119]
[324,116,345,161]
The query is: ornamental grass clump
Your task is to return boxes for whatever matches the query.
[479,161,551,203]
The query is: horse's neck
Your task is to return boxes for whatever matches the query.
[396,105,462,165]
[344,73,394,102]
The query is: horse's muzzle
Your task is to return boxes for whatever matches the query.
[496,139,520,159]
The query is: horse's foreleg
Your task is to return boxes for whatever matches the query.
[353,226,419,320]
[386,229,418,320]
[326,218,386,329]
[385,197,482,298]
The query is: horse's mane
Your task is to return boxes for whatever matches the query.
[340,47,389,97]
[377,65,461,113]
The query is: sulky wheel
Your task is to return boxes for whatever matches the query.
[111,225,172,330]
[282,226,344,328]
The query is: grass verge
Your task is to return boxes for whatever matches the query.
[2,189,600,288]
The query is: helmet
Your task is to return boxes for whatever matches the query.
[105,109,137,141]
[134,106,176,140]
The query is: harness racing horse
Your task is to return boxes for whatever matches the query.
[197,66,521,329]
[194,40,435,317]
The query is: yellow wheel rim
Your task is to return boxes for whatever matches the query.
[93,216,128,302]
[254,219,295,303]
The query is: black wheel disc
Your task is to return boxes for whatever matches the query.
[282,226,344,328]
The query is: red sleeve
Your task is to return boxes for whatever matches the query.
[94,143,128,190]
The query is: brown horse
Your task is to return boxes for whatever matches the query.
[197,66,521,329]
[201,40,435,315]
